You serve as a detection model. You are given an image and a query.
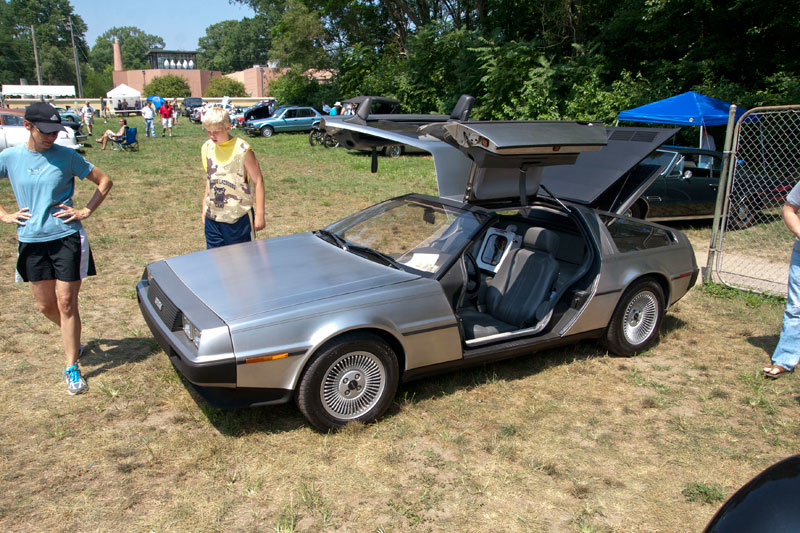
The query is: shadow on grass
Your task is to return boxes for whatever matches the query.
[661,314,688,337]
[81,337,161,379]
[746,335,779,356]
[179,377,307,436]
[389,339,608,414]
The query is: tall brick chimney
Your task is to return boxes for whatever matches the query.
[113,38,123,71]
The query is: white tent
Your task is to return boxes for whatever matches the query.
[2,85,76,97]
[106,83,141,112]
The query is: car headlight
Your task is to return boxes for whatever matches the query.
[182,315,201,347]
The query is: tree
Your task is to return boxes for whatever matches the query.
[204,77,248,97]
[89,27,165,72]
[268,0,328,69]
[82,64,113,98]
[143,75,190,98]
[0,0,89,85]
[267,68,333,106]
[197,16,271,73]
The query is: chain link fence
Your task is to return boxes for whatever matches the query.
[709,106,800,296]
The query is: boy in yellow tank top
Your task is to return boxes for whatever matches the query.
[201,107,266,248]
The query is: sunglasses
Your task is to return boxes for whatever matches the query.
[34,126,59,137]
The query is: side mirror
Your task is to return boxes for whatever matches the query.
[682,170,693,180]
[423,207,436,225]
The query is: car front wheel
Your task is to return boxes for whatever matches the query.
[296,333,399,431]
[604,279,664,356]
[260,125,274,138]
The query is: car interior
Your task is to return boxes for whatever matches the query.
[447,205,598,346]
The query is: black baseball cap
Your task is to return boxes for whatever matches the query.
[24,102,65,134]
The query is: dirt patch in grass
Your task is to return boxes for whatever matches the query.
[0,120,797,531]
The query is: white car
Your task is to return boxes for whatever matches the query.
[0,108,82,152]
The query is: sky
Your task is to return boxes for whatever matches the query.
[70,0,256,51]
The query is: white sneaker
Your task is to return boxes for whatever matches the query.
[63,364,88,395]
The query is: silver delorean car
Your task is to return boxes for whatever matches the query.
[137,108,698,431]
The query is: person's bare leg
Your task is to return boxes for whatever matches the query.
[29,279,61,326]
[55,279,82,367]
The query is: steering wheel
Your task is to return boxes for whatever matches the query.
[463,252,481,295]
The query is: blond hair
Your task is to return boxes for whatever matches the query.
[201,106,231,129]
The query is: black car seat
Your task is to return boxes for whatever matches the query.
[460,228,560,340]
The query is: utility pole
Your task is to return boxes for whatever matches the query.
[66,17,84,98]
[30,25,42,85]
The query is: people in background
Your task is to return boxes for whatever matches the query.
[141,102,155,138]
[95,119,127,150]
[159,100,173,137]
[80,101,94,135]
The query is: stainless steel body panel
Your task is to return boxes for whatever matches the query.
[232,276,462,389]
[163,233,419,322]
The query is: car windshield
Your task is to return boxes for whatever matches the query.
[323,198,487,276]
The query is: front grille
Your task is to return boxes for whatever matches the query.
[148,279,182,331]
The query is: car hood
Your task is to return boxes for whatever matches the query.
[322,116,677,214]
[162,232,419,322]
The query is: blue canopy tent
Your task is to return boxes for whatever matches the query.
[616,91,747,150]
[617,91,746,126]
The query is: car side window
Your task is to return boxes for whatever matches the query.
[601,215,674,253]
[284,110,296,119]
[3,114,24,126]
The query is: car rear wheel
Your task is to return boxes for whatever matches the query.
[727,195,760,230]
[625,201,646,220]
[604,279,664,356]
[260,125,274,138]
[296,333,399,431]
[322,133,339,148]
[383,145,403,158]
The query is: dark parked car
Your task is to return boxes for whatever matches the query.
[629,145,790,228]
[242,106,321,137]
[341,95,401,115]
[181,97,203,117]
[241,99,277,122]
[137,99,697,431]
[322,95,454,159]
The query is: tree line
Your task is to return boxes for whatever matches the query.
[2,0,798,123]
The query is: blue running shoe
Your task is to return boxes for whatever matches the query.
[63,364,88,395]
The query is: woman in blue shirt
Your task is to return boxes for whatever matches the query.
[0,102,113,395]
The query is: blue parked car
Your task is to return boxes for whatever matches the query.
[242,106,322,138]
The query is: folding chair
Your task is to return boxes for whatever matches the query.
[112,127,139,152]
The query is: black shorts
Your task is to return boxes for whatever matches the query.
[16,230,97,283]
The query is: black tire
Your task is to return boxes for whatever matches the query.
[604,279,664,357]
[383,145,403,158]
[322,133,339,148]
[296,333,399,431]
[260,125,274,138]
[309,129,321,146]
[625,201,645,220]
[727,195,759,230]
